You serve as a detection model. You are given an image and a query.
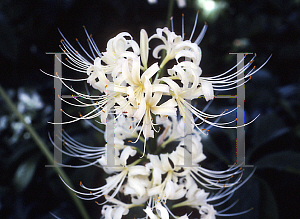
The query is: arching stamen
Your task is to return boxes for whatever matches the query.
[189,11,199,41]
[195,22,208,45]
[170,16,174,32]
[181,14,185,40]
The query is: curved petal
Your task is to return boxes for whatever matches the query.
[140,29,149,68]
[119,146,137,166]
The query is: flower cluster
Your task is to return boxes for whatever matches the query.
[57,115,254,219]
[48,14,269,153]
[47,15,270,218]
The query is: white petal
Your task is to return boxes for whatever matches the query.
[152,167,162,185]
[133,99,146,121]
[132,57,142,85]
[122,60,136,86]
[152,84,169,93]
[114,206,127,219]
[144,207,158,219]
[142,62,160,81]
[161,77,181,98]
[104,205,113,219]
[144,77,153,103]
[119,146,136,166]
[128,165,150,176]
[140,29,149,68]
[152,45,167,59]
[201,80,214,101]
[156,202,169,219]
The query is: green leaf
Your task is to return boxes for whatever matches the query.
[13,156,39,192]
[247,111,288,159]
[258,178,279,219]
[255,151,300,174]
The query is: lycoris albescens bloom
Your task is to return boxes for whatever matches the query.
[45,14,270,218]
[44,13,270,151]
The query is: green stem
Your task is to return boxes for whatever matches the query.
[0,85,91,219]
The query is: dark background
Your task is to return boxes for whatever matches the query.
[0,0,300,218]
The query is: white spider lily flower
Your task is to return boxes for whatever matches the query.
[101,205,128,219]
[156,116,197,147]
[144,202,189,219]
[185,180,210,204]
[146,153,186,202]
[59,146,138,202]
[199,204,217,219]
[144,202,169,219]
[99,32,140,76]
[121,58,176,140]
[150,27,201,68]
[110,115,139,140]
[101,195,140,219]
[123,165,151,198]
[171,144,244,190]
[171,138,206,166]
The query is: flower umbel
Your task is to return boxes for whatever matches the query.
[44,14,270,219]
[43,13,270,146]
